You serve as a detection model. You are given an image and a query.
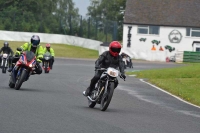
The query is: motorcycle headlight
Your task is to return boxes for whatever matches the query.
[29,64,33,68]
[45,57,50,60]
[107,68,119,77]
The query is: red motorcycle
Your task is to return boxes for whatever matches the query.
[9,48,37,90]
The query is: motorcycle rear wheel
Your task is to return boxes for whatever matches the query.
[100,82,115,111]
[88,100,96,108]
[8,76,15,88]
[88,90,97,108]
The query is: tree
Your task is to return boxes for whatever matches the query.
[87,0,126,41]
[0,0,79,34]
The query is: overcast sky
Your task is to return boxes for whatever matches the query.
[73,0,90,16]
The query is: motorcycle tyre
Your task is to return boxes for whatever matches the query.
[44,62,49,73]
[9,76,15,88]
[15,70,27,90]
[100,82,115,111]
[88,91,97,108]
[2,59,6,73]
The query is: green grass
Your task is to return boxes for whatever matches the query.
[126,63,200,106]
[0,40,99,59]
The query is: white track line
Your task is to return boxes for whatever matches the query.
[140,79,200,109]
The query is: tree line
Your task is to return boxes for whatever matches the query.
[0,0,126,41]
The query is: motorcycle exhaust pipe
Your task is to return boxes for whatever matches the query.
[87,96,96,102]
[87,86,105,102]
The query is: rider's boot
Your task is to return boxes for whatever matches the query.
[8,63,14,72]
[50,61,53,69]
[83,87,92,97]
[8,67,13,72]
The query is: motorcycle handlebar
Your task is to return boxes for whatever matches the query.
[96,68,107,71]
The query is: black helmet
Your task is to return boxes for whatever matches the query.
[4,41,9,47]
[30,35,40,47]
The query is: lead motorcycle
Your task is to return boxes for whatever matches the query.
[1,53,9,73]
[9,48,37,90]
[83,67,125,111]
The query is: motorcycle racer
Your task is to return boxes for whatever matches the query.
[8,35,44,74]
[43,43,55,69]
[83,41,126,96]
[0,41,14,68]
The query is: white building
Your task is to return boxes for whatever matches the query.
[122,0,200,62]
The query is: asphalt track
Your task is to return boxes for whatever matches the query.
[0,58,200,133]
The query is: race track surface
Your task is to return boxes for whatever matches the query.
[0,59,200,133]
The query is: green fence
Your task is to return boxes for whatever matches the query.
[183,51,200,62]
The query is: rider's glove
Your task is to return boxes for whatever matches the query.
[95,66,101,70]
[15,51,21,56]
[121,74,126,79]
[36,57,43,63]
[36,58,42,63]
[95,66,101,71]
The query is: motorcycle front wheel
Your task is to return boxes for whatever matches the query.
[15,69,27,90]
[100,82,115,111]
[44,62,49,73]
[2,60,6,73]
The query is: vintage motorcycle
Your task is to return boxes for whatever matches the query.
[1,53,9,73]
[42,52,52,73]
[83,67,125,111]
[9,48,37,90]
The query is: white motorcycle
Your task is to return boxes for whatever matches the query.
[84,67,125,111]
[1,53,9,73]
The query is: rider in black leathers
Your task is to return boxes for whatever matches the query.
[83,41,126,96]
[0,42,14,68]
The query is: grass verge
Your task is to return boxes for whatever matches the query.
[0,40,99,59]
[126,63,200,107]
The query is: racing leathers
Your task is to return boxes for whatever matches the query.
[0,46,14,68]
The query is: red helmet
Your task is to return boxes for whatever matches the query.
[109,41,121,57]
[46,43,51,48]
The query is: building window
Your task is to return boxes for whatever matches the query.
[196,47,200,52]
[138,25,159,35]
[186,28,200,37]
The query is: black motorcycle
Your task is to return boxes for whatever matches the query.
[83,67,125,111]
[42,52,52,73]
